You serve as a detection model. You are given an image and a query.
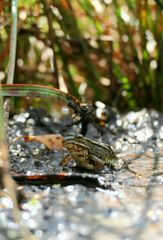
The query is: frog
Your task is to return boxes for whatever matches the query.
[61,135,138,174]
[61,136,104,170]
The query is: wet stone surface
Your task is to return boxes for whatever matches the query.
[0,108,163,240]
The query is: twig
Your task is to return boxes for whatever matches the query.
[12,172,111,189]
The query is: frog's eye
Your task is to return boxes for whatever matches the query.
[76,135,83,141]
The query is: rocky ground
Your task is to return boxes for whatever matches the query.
[0,108,163,240]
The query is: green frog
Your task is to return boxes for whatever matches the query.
[61,135,138,174]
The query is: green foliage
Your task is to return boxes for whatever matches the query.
[154,0,163,8]
[0,0,163,111]
[18,0,36,8]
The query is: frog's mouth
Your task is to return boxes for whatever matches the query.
[62,137,75,146]
[63,136,75,142]
[63,140,74,145]
[62,139,75,148]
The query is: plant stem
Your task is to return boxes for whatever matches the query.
[7,0,17,84]
[4,0,18,124]
[41,0,59,88]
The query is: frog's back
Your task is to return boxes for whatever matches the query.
[83,138,118,164]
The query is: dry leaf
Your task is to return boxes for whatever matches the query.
[10,134,64,150]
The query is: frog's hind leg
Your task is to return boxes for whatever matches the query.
[60,154,72,166]
[89,155,104,171]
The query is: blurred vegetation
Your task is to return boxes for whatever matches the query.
[0,0,163,111]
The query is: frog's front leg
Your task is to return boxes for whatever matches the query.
[60,154,72,166]
[112,158,140,177]
[122,160,140,176]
